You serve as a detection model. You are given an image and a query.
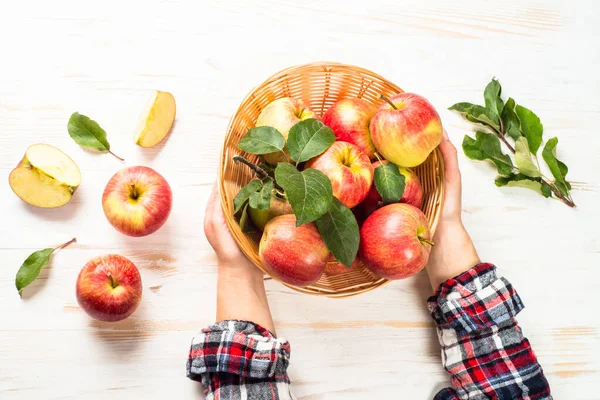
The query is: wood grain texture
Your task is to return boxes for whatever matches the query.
[0,0,599,398]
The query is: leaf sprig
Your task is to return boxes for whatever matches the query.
[449,78,575,208]
[68,112,124,161]
[234,119,358,267]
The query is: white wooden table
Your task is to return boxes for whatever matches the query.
[1,1,599,398]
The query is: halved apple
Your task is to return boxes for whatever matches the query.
[9,144,82,208]
[133,90,176,148]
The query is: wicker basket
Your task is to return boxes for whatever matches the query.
[219,62,445,297]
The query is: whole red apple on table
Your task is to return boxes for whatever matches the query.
[360,203,433,280]
[359,160,424,217]
[305,141,373,209]
[259,214,329,286]
[370,93,443,167]
[76,254,143,322]
[325,255,359,276]
[102,166,172,237]
[322,98,377,159]
[256,97,317,165]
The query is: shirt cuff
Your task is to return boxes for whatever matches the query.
[427,263,525,335]
[187,319,291,381]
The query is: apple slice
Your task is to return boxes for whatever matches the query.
[133,90,176,148]
[9,144,81,208]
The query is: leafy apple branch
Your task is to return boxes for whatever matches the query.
[449,78,575,208]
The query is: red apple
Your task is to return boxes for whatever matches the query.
[259,215,329,286]
[305,141,373,209]
[322,98,377,159]
[248,194,293,231]
[325,255,360,276]
[76,254,143,322]
[370,93,443,167]
[360,160,424,216]
[256,97,317,165]
[360,203,433,280]
[102,166,172,237]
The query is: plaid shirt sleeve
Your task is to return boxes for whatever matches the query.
[187,319,294,400]
[427,263,552,400]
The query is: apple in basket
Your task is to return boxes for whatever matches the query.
[360,203,433,280]
[249,194,294,231]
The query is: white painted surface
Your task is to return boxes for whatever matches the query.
[1,0,599,398]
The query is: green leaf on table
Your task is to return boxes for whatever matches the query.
[448,102,477,113]
[238,126,285,155]
[449,103,499,130]
[275,163,333,226]
[68,112,111,152]
[287,119,335,163]
[495,173,552,198]
[501,98,521,140]
[316,198,359,267]
[374,162,405,204]
[484,78,504,119]
[233,180,263,213]
[15,248,54,295]
[462,131,514,176]
[515,105,543,154]
[542,137,570,197]
[249,178,273,210]
[514,137,541,177]
[239,203,257,233]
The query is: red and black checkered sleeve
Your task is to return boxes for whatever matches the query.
[187,320,293,400]
[427,263,552,400]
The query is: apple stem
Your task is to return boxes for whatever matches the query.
[419,237,435,247]
[107,272,118,289]
[233,155,270,179]
[54,237,77,252]
[130,183,139,200]
[380,94,398,110]
[108,150,125,162]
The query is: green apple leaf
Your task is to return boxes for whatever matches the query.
[238,126,285,155]
[462,131,514,176]
[316,198,359,267]
[15,238,76,296]
[484,78,504,120]
[448,102,477,113]
[275,163,332,226]
[515,105,543,155]
[233,180,263,213]
[495,173,552,198]
[514,137,541,177]
[374,162,405,204]
[287,119,335,163]
[249,178,273,210]
[542,137,571,197]
[501,98,521,140]
[239,203,257,233]
[449,102,499,130]
[68,112,124,161]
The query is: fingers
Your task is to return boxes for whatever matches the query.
[439,129,462,217]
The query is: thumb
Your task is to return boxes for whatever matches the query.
[439,130,462,214]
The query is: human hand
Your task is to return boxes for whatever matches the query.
[426,130,480,291]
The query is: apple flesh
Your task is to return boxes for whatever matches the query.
[76,254,142,322]
[370,93,443,167]
[322,98,377,159]
[134,90,176,148]
[325,255,359,276]
[248,194,293,231]
[360,203,433,280]
[256,97,316,164]
[102,166,172,237]
[259,215,329,286]
[360,160,424,217]
[305,141,373,209]
[9,144,81,208]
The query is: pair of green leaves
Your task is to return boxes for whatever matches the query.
[450,78,574,206]
[236,118,358,266]
[15,238,76,296]
[67,112,123,161]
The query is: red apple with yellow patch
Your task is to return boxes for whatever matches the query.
[360,160,423,216]
[360,203,433,280]
[370,93,443,167]
[305,141,373,209]
[322,98,377,159]
[102,166,172,237]
[76,254,142,322]
[259,215,328,286]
